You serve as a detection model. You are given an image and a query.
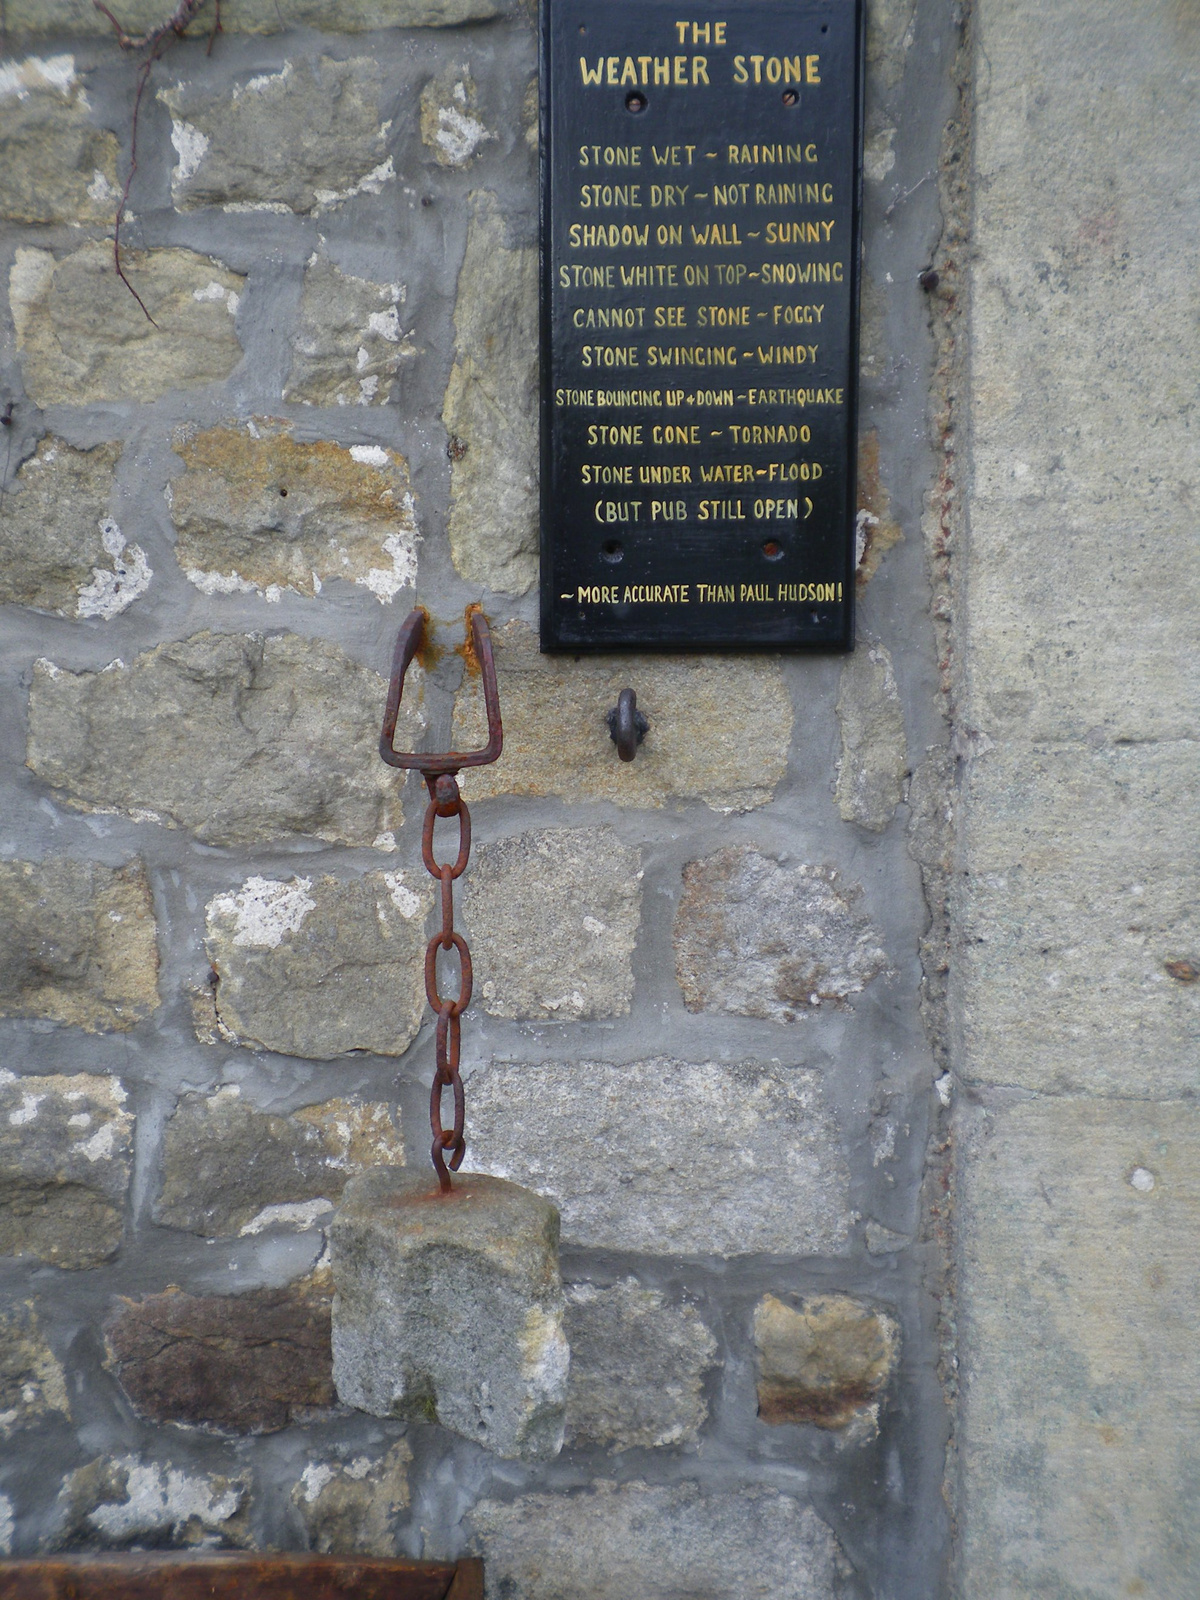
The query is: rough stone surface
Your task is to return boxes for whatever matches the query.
[453,622,792,813]
[463,1058,851,1257]
[331,1169,568,1461]
[203,871,430,1059]
[290,1441,412,1556]
[0,1072,133,1268]
[835,637,907,830]
[49,1457,250,1551]
[163,59,392,214]
[10,243,243,407]
[3,0,503,33]
[170,422,418,603]
[959,1097,1200,1597]
[421,66,494,168]
[470,1481,841,1600]
[468,828,640,1021]
[106,1280,334,1434]
[564,1281,717,1451]
[27,632,416,848]
[0,55,119,225]
[0,857,159,1033]
[675,847,889,1021]
[155,1087,405,1239]
[284,256,415,407]
[0,1303,70,1434]
[754,1293,900,1438]
[443,192,538,594]
[0,438,153,621]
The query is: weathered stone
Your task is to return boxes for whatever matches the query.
[0,1072,133,1268]
[171,422,417,603]
[27,632,417,848]
[421,66,494,168]
[565,1281,717,1451]
[106,1279,333,1434]
[50,1456,250,1551]
[0,55,119,224]
[453,622,791,813]
[674,847,889,1021]
[753,1293,899,1438]
[10,243,243,407]
[835,637,907,830]
[0,1304,70,1434]
[284,257,415,407]
[291,1441,412,1556]
[470,1481,841,1600]
[155,1087,405,1239]
[203,872,430,1060]
[855,429,903,587]
[332,1169,568,1461]
[866,0,917,90]
[0,1496,12,1556]
[467,828,640,1021]
[3,0,503,35]
[959,1097,1200,1598]
[0,439,152,621]
[0,858,159,1033]
[463,1058,851,1257]
[163,59,392,214]
[443,192,538,594]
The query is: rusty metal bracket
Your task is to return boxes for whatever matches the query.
[381,607,502,779]
[606,687,649,762]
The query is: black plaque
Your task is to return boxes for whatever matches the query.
[540,0,863,651]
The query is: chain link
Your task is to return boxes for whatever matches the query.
[421,773,473,1192]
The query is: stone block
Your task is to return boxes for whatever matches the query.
[291,1440,412,1556]
[0,857,159,1033]
[0,1072,133,1268]
[835,637,907,830]
[469,1481,841,1600]
[753,1293,899,1439]
[420,66,494,168]
[0,55,119,224]
[163,58,392,215]
[565,1281,717,1450]
[959,1097,1200,1597]
[3,0,504,36]
[50,1456,250,1551]
[443,192,538,594]
[284,257,415,407]
[467,828,640,1021]
[0,1303,70,1434]
[956,742,1198,1094]
[203,871,429,1060]
[452,621,791,813]
[0,438,152,621]
[171,422,417,604]
[463,1057,851,1257]
[155,1087,404,1239]
[331,1169,568,1461]
[106,1279,333,1434]
[10,243,243,407]
[27,631,417,848]
[674,847,888,1021]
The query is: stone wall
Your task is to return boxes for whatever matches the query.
[0,2,962,1595]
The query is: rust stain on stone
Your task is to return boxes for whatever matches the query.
[1164,959,1198,983]
[457,602,486,677]
[856,429,903,588]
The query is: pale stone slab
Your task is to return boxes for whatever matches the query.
[203,872,430,1059]
[420,66,494,168]
[170,422,417,604]
[955,742,1198,1095]
[453,621,792,813]
[0,1304,70,1435]
[959,1097,1200,1597]
[0,1071,133,1267]
[290,1441,412,1556]
[0,857,159,1033]
[27,632,416,848]
[331,1169,568,1461]
[0,55,119,224]
[470,1481,840,1600]
[5,0,503,34]
[155,1087,404,1239]
[463,1058,851,1257]
[468,828,641,1021]
[49,1456,250,1551]
[443,192,538,595]
[10,243,243,406]
[835,636,907,830]
[754,1293,899,1439]
[283,258,415,407]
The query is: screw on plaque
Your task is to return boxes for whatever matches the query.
[606,688,649,762]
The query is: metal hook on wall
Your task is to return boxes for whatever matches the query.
[606,687,649,762]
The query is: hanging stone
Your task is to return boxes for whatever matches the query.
[330,1169,569,1461]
